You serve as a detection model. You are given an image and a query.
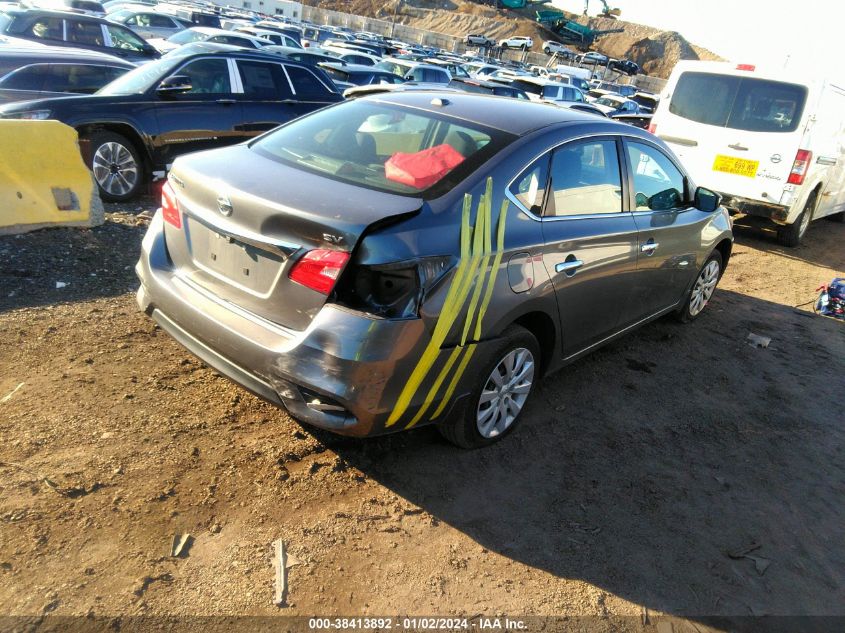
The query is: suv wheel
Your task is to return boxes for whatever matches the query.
[777,190,817,247]
[676,250,723,323]
[85,131,143,202]
[438,325,539,449]
[543,46,551,54]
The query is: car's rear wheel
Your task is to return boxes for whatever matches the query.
[84,131,143,202]
[676,251,723,323]
[544,47,550,54]
[777,190,817,247]
[438,325,539,449]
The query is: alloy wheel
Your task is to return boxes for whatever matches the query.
[689,259,720,317]
[92,141,139,197]
[476,347,535,438]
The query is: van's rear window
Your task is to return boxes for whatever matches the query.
[252,101,514,197]
[669,71,807,133]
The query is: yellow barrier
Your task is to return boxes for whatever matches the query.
[0,120,103,235]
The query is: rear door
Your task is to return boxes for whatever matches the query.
[537,136,640,357]
[622,139,704,322]
[233,58,298,136]
[656,69,808,202]
[151,56,244,166]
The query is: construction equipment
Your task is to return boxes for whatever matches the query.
[584,0,621,18]
[536,10,624,50]
[500,0,552,9]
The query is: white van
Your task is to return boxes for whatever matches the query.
[650,60,845,245]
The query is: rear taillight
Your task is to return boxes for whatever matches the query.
[289,249,350,295]
[736,63,756,71]
[787,149,812,185]
[647,122,657,134]
[161,180,181,229]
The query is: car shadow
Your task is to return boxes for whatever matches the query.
[732,216,845,272]
[314,288,845,622]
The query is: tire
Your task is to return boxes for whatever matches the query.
[543,47,551,55]
[83,131,144,202]
[675,250,723,323]
[438,325,540,449]
[777,190,817,247]
[501,43,508,50]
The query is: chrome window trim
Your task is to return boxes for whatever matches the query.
[505,131,689,223]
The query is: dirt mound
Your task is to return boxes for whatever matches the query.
[303,0,722,78]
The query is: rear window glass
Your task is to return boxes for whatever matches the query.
[252,101,514,197]
[670,71,807,133]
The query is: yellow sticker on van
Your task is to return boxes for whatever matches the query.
[712,155,759,178]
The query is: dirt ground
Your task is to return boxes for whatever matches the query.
[1,202,844,630]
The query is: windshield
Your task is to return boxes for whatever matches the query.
[670,71,807,133]
[595,97,622,107]
[252,101,514,197]
[96,56,180,94]
[167,29,207,45]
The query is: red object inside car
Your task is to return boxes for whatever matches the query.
[384,144,466,190]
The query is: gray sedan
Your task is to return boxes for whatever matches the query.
[136,92,733,448]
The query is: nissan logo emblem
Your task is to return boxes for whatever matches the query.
[770,154,782,164]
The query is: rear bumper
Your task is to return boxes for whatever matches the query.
[718,192,790,223]
[135,211,480,437]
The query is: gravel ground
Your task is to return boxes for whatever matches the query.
[0,205,843,631]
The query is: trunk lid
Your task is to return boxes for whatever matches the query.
[163,144,422,331]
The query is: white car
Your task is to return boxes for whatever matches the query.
[499,36,533,50]
[542,41,575,57]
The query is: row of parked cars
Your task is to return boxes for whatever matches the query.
[0,1,657,202]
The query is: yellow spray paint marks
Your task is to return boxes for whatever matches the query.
[385,178,509,429]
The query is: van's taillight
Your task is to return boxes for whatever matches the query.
[289,249,350,295]
[736,64,756,71]
[161,181,181,229]
[647,122,657,134]
[787,149,812,185]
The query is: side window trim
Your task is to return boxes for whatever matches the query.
[620,136,690,213]
[278,63,296,96]
[227,57,243,93]
[541,134,626,221]
[505,152,552,220]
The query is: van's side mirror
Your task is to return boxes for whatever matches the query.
[157,75,192,96]
[694,186,722,213]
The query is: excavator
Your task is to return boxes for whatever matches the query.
[584,0,621,18]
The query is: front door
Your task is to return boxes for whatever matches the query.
[539,137,640,358]
[151,57,244,167]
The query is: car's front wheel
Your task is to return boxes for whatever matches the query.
[438,325,539,449]
[84,131,144,202]
[676,250,723,323]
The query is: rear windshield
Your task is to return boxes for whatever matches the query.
[252,101,514,197]
[670,71,807,133]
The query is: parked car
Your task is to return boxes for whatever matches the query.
[499,35,532,50]
[498,76,584,104]
[465,33,494,47]
[591,81,636,97]
[580,51,608,65]
[108,9,189,41]
[262,45,340,68]
[448,77,529,99]
[424,57,470,79]
[149,27,272,54]
[23,0,106,16]
[320,45,379,66]
[319,62,403,90]
[592,94,643,116]
[651,60,845,245]
[0,49,342,200]
[609,58,639,76]
[135,92,733,448]
[464,61,505,79]
[542,41,576,58]
[0,46,132,103]
[375,57,450,83]
[235,26,301,48]
[0,8,160,61]
[252,21,303,46]
[155,4,220,29]
[631,90,658,113]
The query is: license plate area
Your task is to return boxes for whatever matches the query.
[712,154,759,178]
[186,218,285,294]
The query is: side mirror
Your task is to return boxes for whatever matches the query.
[157,75,192,95]
[694,186,722,213]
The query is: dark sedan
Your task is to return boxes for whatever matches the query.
[136,92,733,448]
[0,48,341,200]
[319,62,405,90]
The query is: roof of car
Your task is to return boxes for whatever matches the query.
[363,90,624,134]
[0,44,134,64]
[320,61,386,73]
[3,7,112,20]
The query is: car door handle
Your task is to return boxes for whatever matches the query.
[555,259,583,274]
[641,241,659,254]
[216,99,236,105]
[728,143,749,151]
